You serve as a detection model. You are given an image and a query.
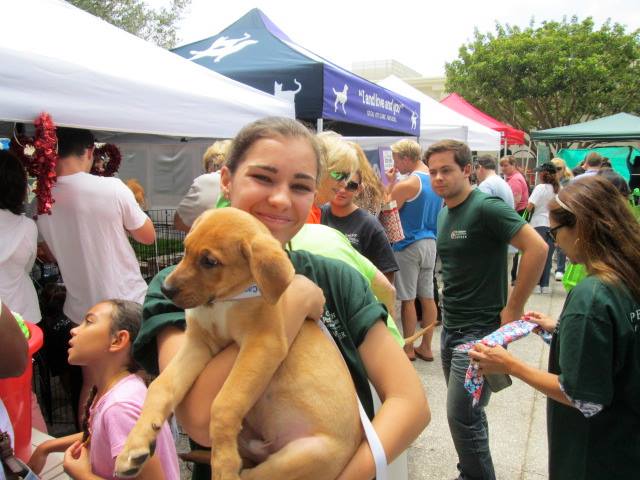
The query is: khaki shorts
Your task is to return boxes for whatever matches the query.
[393,238,436,301]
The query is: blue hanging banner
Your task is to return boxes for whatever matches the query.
[323,66,420,135]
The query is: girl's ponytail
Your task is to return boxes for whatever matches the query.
[81,385,98,445]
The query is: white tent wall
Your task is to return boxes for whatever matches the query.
[378,76,500,151]
[0,0,293,138]
[116,140,214,210]
[419,125,468,149]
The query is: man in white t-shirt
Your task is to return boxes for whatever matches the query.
[476,156,515,208]
[37,128,155,324]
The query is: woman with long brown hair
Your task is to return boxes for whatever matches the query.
[469,175,640,479]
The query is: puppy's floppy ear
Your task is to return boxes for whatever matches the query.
[241,234,295,304]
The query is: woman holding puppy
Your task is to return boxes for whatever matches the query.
[134,117,429,479]
[469,176,640,479]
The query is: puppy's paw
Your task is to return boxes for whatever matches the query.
[114,440,156,477]
[212,450,242,480]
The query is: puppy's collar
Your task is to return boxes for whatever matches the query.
[222,284,262,301]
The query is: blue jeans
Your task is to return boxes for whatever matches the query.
[442,325,497,480]
[556,248,566,273]
[534,226,555,287]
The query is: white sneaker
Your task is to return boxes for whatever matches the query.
[555,271,564,281]
[541,286,552,294]
[532,285,541,294]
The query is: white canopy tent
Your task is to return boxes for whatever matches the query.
[0,0,295,207]
[378,76,501,151]
[0,0,293,138]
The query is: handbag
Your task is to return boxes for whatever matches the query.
[378,200,405,244]
[0,430,39,480]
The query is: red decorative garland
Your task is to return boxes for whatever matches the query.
[32,113,58,215]
[91,143,121,177]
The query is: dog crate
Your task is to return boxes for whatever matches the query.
[131,209,186,282]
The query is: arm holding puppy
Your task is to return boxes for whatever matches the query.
[468,344,571,407]
[152,274,325,445]
[337,322,430,480]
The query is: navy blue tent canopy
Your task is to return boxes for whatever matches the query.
[172,9,421,136]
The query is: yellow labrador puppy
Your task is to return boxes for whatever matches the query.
[115,208,360,480]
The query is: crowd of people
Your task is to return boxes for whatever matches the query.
[0,118,638,480]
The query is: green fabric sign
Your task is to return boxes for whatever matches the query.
[557,147,640,181]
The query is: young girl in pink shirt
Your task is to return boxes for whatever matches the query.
[28,300,179,480]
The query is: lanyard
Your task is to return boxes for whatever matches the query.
[315,320,388,480]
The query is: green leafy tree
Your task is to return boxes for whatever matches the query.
[67,0,191,49]
[446,17,640,144]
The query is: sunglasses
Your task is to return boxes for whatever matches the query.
[345,181,360,192]
[547,224,566,243]
[329,171,350,182]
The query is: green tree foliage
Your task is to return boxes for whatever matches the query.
[446,17,640,139]
[68,0,190,49]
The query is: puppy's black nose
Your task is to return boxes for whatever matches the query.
[161,282,179,300]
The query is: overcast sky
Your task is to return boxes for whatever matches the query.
[164,0,640,77]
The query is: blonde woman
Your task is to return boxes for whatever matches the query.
[320,142,399,282]
[349,143,386,216]
[550,158,572,280]
[202,139,233,173]
[551,157,573,187]
[310,131,359,223]
[174,139,232,232]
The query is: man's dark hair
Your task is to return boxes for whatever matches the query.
[56,127,95,158]
[423,140,472,169]
[0,150,28,215]
[598,168,630,197]
[476,155,497,171]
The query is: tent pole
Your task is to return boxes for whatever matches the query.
[317,118,323,133]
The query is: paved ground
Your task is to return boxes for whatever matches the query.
[407,279,567,480]
[173,278,567,479]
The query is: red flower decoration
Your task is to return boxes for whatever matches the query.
[91,144,122,177]
[32,113,58,215]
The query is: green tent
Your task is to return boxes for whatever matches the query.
[531,113,640,141]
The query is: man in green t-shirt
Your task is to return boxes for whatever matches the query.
[425,140,548,480]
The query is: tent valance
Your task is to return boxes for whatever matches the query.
[441,93,525,145]
[378,76,501,151]
[0,0,293,138]
[530,113,640,142]
[173,9,421,136]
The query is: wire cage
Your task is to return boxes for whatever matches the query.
[132,209,186,282]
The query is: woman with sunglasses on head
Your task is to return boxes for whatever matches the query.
[470,175,640,480]
[320,145,399,284]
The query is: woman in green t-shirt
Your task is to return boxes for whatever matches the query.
[469,176,640,479]
[135,117,429,479]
